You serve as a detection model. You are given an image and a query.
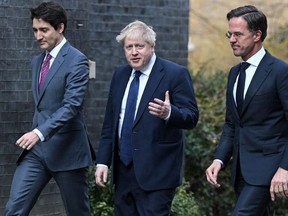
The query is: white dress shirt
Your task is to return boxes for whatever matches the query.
[118,53,156,138]
[233,47,266,103]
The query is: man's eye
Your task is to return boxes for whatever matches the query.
[225,32,243,39]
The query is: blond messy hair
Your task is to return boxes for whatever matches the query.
[116,20,156,46]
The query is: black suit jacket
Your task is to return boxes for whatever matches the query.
[96,56,198,191]
[215,51,288,187]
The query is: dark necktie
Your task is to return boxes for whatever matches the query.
[236,62,250,115]
[38,53,52,92]
[120,71,142,166]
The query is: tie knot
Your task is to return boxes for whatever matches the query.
[134,70,142,78]
[240,62,250,71]
[45,53,52,61]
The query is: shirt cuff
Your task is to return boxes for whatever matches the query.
[96,164,108,168]
[33,128,44,142]
[214,159,224,168]
[164,106,171,121]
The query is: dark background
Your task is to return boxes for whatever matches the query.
[0,0,189,215]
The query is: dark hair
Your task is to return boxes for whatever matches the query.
[227,5,267,41]
[30,1,67,34]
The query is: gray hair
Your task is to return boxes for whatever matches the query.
[116,20,156,46]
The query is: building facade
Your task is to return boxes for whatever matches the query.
[0,0,189,214]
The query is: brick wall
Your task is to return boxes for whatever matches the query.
[0,0,189,215]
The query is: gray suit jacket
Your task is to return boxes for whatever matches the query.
[17,42,95,171]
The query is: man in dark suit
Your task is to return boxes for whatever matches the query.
[205,5,288,216]
[4,2,95,216]
[95,20,198,215]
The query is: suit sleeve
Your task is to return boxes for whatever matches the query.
[95,72,118,166]
[276,62,288,170]
[167,67,198,129]
[214,70,235,166]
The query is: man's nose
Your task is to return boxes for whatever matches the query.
[35,31,43,40]
[132,46,138,55]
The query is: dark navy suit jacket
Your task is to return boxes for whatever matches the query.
[97,56,198,191]
[215,51,288,187]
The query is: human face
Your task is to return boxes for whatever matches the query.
[124,37,154,71]
[227,17,261,61]
[32,18,64,52]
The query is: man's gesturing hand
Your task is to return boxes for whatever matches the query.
[148,90,171,119]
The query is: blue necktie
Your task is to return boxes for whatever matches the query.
[120,71,142,165]
[236,62,250,115]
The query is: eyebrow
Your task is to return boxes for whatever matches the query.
[33,27,49,31]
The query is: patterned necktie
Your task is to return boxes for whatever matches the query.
[236,62,250,115]
[38,53,52,92]
[120,71,142,166]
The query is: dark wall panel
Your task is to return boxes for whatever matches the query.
[0,0,189,215]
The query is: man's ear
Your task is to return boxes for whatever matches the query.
[253,30,262,42]
[57,23,65,34]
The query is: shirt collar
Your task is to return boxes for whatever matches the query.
[133,53,156,77]
[244,47,266,67]
[46,37,67,59]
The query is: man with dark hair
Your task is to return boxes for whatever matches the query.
[4,2,95,215]
[206,5,288,216]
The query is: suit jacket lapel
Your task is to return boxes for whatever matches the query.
[114,66,132,123]
[38,42,69,101]
[32,53,45,102]
[134,57,164,125]
[242,53,272,114]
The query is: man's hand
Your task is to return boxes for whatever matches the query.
[148,90,171,119]
[95,166,109,188]
[270,167,288,201]
[205,160,222,188]
[16,131,40,150]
